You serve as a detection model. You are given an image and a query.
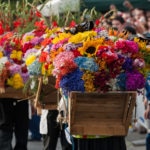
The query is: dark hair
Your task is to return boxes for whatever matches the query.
[124,25,136,35]
[113,16,125,24]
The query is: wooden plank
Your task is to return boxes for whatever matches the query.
[68,91,136,136]
[125,93,136,132]
[36,76,59,110]
[71,123,126,136]
[0,87,30,99]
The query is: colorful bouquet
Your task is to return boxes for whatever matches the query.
[22,21,149,97]
[0,0,44,93]
[0,32,30,93]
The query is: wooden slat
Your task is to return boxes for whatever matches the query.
[68,91,136,136]
[36,76,58,110]
[0,87,29,99]
[71,123,126,136]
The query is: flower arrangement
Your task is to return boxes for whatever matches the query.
[0,0,45,93]
[22,21,149,97]
[52,30,147,95]
[0,32,29,92]
[0,1,149,98]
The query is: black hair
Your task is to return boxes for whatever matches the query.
[113,15,125,24]
[124,25,136,35]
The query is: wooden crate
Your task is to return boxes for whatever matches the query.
[68,91,136,136]
[36,76,59,110]
[0,87,31,100]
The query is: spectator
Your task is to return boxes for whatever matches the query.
[111,15,125,31]
[28,105,41,141]
[122,12,134,25]
[40,108,72,150]
[144,74,150,150]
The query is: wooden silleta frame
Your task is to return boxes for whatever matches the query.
[35,76,59,110]
[68,91,136,136]
[0,87,32,100]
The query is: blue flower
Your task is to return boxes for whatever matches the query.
[74,56,99,72]
[116,73,126,90]
[60,68,85,95]
[27,60,42,75]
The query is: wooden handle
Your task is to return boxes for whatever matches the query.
[34,77,43,115]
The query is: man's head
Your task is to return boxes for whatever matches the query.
[112,15,125,31]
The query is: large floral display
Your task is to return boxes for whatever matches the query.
[21,23,150,96]
[0,3,149,98]
[0,20,149,96]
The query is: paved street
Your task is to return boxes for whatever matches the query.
[126,129,146,150]
[13,129,146,150]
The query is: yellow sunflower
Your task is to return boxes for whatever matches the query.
[78,38,104,57]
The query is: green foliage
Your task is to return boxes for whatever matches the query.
[0,0,101,34]
[0,0,43,34]
[23,77,39,95]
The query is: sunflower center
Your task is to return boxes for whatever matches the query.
[86,46,96,54]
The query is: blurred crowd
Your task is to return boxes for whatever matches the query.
[100,0,150,40]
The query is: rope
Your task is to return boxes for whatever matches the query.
[17,95,35,102]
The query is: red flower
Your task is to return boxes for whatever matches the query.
[22,42,34,54]
[52,21,58,28]
[13,18,22,28]
[35,10,42,18]
[41,38,52,47]
[39,51,49,63]
[44,63,49,70]
[95,19,100,26]
[72,49,81,57]
[34,20,47,30]
[69,20,76,28]
[0,22,4,35]
[12,37,21,47]
[21,65,28,73]
[5,24,11,32]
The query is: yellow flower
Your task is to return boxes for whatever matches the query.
[10,50,23,60]
[17,51,23,60]
[0,51,3,58]
[134,37,147,50]
[146,45,150,52]
[7,73,24,89]
[41,64,46,75]
[22,35,34,44]
[47,64,53,75]
[45,27,61,38]
[82,71,95,92]
[10,50,17,59]
[34,45,41,49]
[78,38,104,57]
[41,63,53,76]
[25,55,36,66]
[97,59,106,70]
[52,32,71,44]
[69,31,97,43]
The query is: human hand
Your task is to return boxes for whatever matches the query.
[123,0,134,10]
